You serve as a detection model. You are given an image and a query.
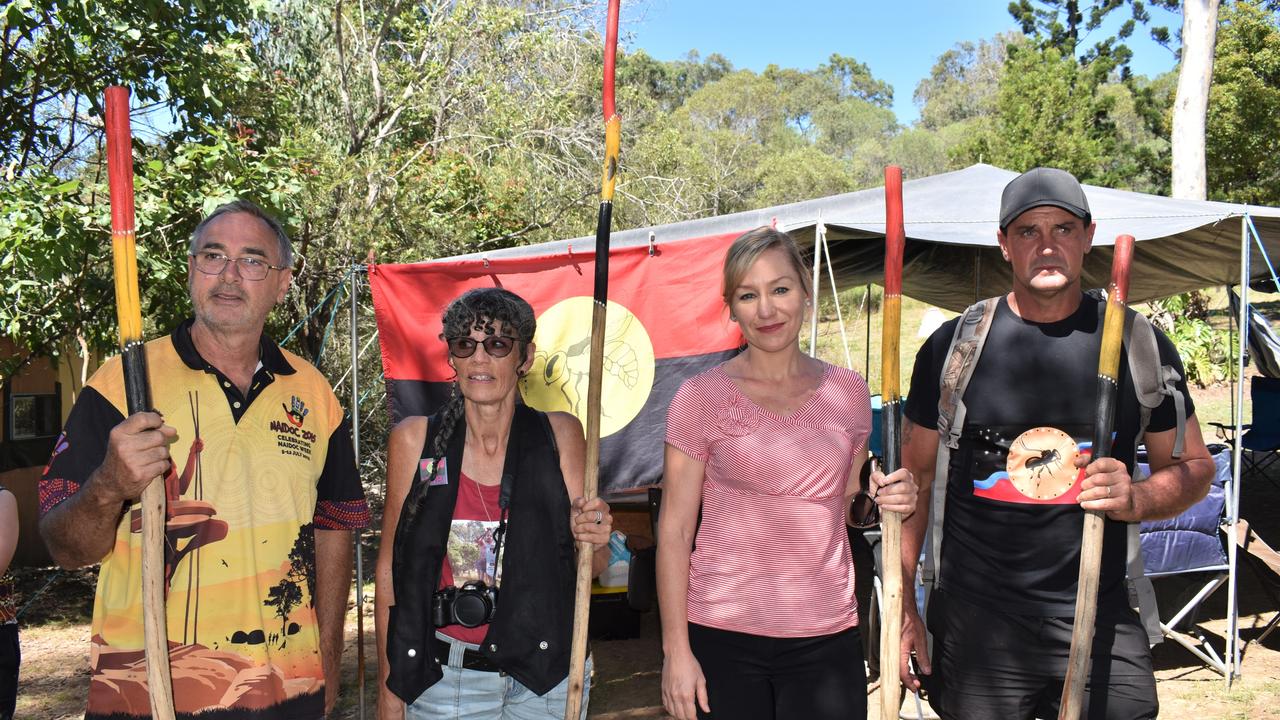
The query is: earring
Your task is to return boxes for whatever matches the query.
[729,314,737,322]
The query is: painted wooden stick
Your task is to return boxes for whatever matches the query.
[565,2,620,717]
[1059,234,1135,720]
[880,165,906,720]
[104,85,175,720]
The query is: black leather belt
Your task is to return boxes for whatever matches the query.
[433,636,502,673]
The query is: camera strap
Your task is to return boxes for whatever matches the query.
[493,473,512,579]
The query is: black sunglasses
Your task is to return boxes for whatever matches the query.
[445,335,521,359]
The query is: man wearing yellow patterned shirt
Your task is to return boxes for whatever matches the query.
[39,200,370,719]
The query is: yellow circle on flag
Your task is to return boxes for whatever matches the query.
[519,297,656,438]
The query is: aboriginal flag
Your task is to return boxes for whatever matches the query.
[369,233,743,496]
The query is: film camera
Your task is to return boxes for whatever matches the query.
[432,582,499,628]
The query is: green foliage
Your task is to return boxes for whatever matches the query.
[984,45,1105,177]
[0,0,1270,411]
[0,119,306,378]
[0,0,276,171]
[0,0,296,377]
[623,58,898,224]
[1148,291,1230,387]
[617,49,733,113]
[1006,0,1178,80]
[914,35,1014,130]
[1206,0,1280,206]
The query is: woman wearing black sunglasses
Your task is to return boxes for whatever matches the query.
[376,287,613,719]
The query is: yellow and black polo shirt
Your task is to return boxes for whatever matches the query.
[40,320,369,719]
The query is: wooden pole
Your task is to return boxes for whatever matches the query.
[104,85,176,720]
[1059,234,1135,720]
[879,165,906,720]
[564,2,620,717]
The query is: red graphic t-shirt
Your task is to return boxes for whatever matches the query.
[438,472,503,645]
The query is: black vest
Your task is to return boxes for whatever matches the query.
[386,405,577,701]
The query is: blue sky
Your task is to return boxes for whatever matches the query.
[624,0,1184,125]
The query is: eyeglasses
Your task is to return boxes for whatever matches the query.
[190,251,288,281]
[445,335,520,359]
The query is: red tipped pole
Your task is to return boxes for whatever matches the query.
[879,165,906,720]
[104,86,176,720]
[1059,234,1136,719]
[565,2,621,718]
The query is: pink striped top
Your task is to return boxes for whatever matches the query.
[665,362,871,637]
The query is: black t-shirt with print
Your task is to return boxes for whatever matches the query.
[904,294,1194,616]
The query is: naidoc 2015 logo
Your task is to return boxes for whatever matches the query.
[271,395,316,459]
[518,297,655,438]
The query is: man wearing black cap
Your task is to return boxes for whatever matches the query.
[893,167,1213,719]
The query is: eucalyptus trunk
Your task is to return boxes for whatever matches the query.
[1171,0,1221,200]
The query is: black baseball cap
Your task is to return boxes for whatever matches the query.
[999,167,1092,231]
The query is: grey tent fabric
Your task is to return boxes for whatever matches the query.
[1229,289,1280,379]
[447,164,1280,313]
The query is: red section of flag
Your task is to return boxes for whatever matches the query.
[370,233,743,383]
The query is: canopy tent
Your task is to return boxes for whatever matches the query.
[451,163,1280,312]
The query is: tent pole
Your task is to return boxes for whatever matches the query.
[820,226,853,369]
[1228,216,1250,687]
[974,248,981,304]
[1228,285,1235,441]
[865,284,872,378]
[809,223,822,355]
[351,267,367,718]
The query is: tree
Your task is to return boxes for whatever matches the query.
[1205,0,1280,205]
[263,523,316,640]
[254,0,614,359]
[978,44,1105,178]
[1171,0,1222,200]
[0,0,296,380]
[616,49,733,114]
[621,54,898,223]
[1007,0,1180,80]
[913,34,1016,130]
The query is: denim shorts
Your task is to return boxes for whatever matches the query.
[406,633,591,720]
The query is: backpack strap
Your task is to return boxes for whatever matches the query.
[922,297,998,595]
[1126,519,1164,646]
[1121,307,1185,647]
[1124,309,1186,459]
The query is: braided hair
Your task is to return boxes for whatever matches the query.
[406,288,536,519]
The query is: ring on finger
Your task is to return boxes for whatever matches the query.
[594,509,603,524]
[1105,485,1111,498]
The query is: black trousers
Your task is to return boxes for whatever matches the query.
[688,622,867,720]
[0,623,17,720]
[924,590,1157,720]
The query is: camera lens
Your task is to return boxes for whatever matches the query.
[453,592,490,628]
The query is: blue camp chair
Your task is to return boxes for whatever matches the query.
[1241,376,1280,479]
[1212,376,1280,483]
[1138,444,1234,673]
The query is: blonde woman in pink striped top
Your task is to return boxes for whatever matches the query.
[657,227,917,720]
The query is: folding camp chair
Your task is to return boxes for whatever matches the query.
[1234,518,1280,647]
[1210,376,1280,484]
[1138,444,1234,674]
